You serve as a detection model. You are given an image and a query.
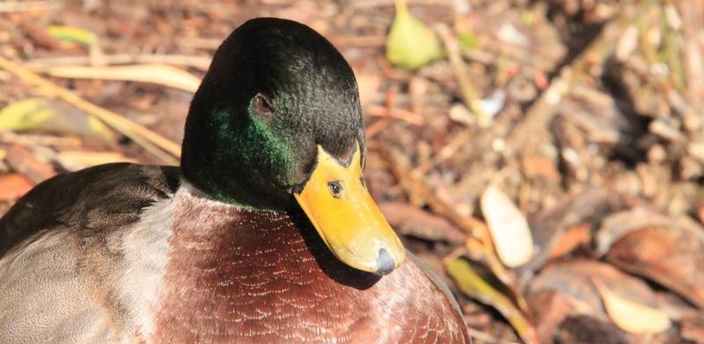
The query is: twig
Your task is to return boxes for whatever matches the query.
[0,1,60,13]
[0,56,180,165]
[365,118,392,139]
[366,87,398,139]
[677,1,704,112]
[26,54,212,71]
[351,0,454,9]
[411,130,471,176]
[436,24,489,123]
[331,35,387,48]
[46,64,201,93]
[366,105,425,125]
[0,131,82,149]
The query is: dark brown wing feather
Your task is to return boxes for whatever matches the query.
[0,163,180,257]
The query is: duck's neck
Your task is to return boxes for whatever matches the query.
[164,182,308,280]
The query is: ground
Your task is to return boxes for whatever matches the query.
[1,1,703,343]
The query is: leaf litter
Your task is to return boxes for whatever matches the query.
[1,1,703,343]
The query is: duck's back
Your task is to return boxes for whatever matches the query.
[0,164,180,344]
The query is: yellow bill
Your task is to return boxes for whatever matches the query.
[294,144,406,275]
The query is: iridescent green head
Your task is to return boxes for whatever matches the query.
[181,18,364,210]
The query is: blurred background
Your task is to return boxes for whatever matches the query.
[1,1,703,343]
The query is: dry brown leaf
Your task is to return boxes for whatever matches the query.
[526,188,607,271]
[606,226,704,309]
[0,174,34,201]
[546,222,591,260]
[592,277,671,334]
[527,260,668,321]
[595,207,673,256]
[379,202,466,244]
[680,312,704,342]
[527,290,573,344]
[556,315,629,344]
[5,144,56,184]
[480,185,534,267]
[520,152,560,183]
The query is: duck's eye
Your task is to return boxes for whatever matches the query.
[327,180,343,198]
[252,93,274,117]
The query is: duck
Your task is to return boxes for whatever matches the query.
[0,18,471,344]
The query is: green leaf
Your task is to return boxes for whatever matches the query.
[458,31,477,50]
[446,257,539,344]
[386,0,444,70]
[0,98,113,140]
[0,98,54,130]
[47,25,96,45]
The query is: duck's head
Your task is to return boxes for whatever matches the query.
[181,18,405,276]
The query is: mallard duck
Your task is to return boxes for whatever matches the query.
[0,18,471,344]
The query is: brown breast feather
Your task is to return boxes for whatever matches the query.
[149,193,470,344]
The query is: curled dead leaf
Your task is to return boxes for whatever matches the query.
[606,225,704,309]
[527,259,674,323]
[592,277,671,334]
